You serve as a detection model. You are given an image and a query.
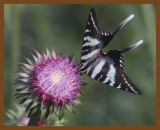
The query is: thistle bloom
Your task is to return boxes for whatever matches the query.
[15,48,83,121]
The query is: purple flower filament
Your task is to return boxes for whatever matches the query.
[31,55,81,107]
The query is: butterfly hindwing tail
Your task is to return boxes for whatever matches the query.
[120,40,143,53]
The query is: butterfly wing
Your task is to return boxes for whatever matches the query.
[115,69,143,94]
[86,50,142,95]
[81,7,114,73]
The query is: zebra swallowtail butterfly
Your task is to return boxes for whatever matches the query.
[80,7,143,95]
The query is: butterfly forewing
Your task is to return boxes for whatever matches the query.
[84,7,101,36]
[115,69,143,94]
[87,57,142,94]
[81,7,114,73]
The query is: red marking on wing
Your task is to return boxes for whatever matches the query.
[98,52,102,58]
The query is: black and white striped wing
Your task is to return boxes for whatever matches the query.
[114,69,143,94]
[80,7,114,73]
[87,58,142,95]
[85,49,142,94]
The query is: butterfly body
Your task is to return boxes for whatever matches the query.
[80,7,143,95]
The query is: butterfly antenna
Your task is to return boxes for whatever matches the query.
[120,40,143,53]
[112,14,134,36]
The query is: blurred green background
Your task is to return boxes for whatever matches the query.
[4,4,156,126]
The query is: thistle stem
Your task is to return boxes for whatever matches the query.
[28,117,39,126]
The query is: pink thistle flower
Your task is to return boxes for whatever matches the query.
[15,48,83,121]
